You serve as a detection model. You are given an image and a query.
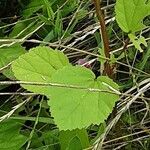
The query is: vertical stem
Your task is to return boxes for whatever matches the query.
[93,0,113,78]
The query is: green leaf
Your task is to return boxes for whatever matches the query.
[66,136,82,150]
[91,123,106,143]
[54,10,63,38]
[115,0,150,33]
[0,120,27,150]
[22,0,55,19]
[12,47,119,131]
[59,0,78,17]
[59,129,89,150]
[9,19,42,39]
[40,130,59,149]
[42,30,55,43]
[12,46,70,95]
[48,66,119,130]
[0,44,26,79]
[38,14,52,25]
[128,34,147,52]
[0,44,26,69]
[43,0,54,20]
[137,45,150,73]
[110,53,125,64]
[22,0,44,18]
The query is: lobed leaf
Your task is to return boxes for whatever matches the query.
[12,47,119,131]
[48,66,119,130]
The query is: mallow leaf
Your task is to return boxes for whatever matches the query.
[0,120,27,150]
[12,46,70,95]
[115,0,150,33]
[48,66,119,130]
[12,47,119,131]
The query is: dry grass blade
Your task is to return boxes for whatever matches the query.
[94,78,150,149]
[0,97,31,122]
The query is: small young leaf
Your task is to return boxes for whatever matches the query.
[0,120,27,150]
[128,34,147,52]
[115,0,150,33]
[110,53,125,64]
[48,66,119,130]
[43,0,54,20]
[12,46,70,95]
[54,10,63,38]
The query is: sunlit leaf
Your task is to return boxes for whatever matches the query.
[12,46,70,95]
[115,0,150,33]
[48,66,119,130]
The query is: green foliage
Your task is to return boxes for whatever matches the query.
[12,46,70,95]
[0,44,26,79]
[22,0,46,18]
[115,0,150,51]
[128,34,147,52]
[9,19,42,39]
[48,66,119,130]
[115,0,150,33]
[67,136,82,150]
[12,46,119,131]
[0,44,26,69]
[59,129,89,150]
[0,120,27,150]
[110,53,125,64]
[22,0,78,19]
[1,0,150,149]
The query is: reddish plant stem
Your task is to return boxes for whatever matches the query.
[123,38,130,50]
[93,0,113,78]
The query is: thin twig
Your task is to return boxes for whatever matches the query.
[0,80,121,95]
[0,92,37,96]
[0,38,149,76]
[94,81,150,149]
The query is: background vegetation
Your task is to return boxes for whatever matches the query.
[0,0,150,149]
